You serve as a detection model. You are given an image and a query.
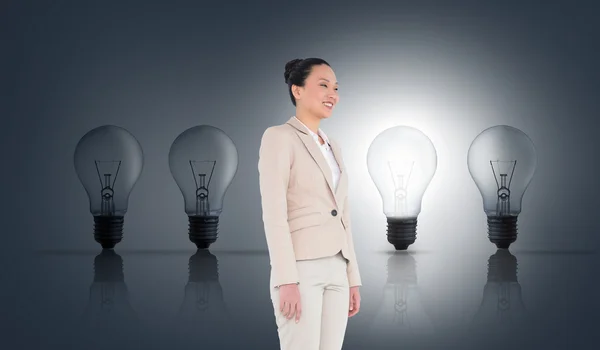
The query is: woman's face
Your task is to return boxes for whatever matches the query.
[294,64,339,119]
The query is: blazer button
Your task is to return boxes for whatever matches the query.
[331,209,338,216]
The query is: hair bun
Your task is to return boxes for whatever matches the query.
[284,58,303,83]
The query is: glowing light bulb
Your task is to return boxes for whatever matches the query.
[74,125,144,249]
[367,126,437,250]
[467,125,537,248]
[168,125,238,249]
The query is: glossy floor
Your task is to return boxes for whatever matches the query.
[5,247,598,349]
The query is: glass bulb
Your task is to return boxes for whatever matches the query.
[367,126,438,250]
[467,125,537,249]
[168,125,238,249]
[73,125,144,249]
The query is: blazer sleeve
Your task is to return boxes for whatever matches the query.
[258,127,300,288]
[343,191,363,287]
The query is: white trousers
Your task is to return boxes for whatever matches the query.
[270,251,350,350]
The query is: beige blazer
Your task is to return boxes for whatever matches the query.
[258,116,362,289]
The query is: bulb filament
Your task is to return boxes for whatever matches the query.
[490,160,516,216]
[94,160,121,216]
[190,160,216,215]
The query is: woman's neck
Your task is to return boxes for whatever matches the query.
[295,109,320,134]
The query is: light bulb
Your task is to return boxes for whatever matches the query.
[171,250,234,347]
[369,252,435,343]
[367,126,438,250]
[80,250,139,333]
[471,249,527,333]
[467,125,537,249]
[74,125,144,249]
[168,125,238,249]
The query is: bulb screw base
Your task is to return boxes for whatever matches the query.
[93,215,124,249]
[487,215,518,249]
[386,218,417,250]
[189,215,219,249]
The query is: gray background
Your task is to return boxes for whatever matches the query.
[2,0,599,349]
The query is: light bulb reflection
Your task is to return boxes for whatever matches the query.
[369,252,435,342]
[172,250,235,347]
[471,249,527,334]
[79,250,139,337]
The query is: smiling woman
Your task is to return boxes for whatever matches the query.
[284,58,339,133]
[258,58,362,350]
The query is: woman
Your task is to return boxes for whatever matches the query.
[258,58,362,350]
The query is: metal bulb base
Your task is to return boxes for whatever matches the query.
[188,215,219,249]
[386,217,417,250]
[93,215,124,249]
[487,215,518,249]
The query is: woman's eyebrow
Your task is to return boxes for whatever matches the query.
[319,78,339,84]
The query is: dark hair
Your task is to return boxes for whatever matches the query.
[284,58,330,106]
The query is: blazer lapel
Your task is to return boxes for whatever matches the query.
[329,139,347,200]
[286,117,338,204]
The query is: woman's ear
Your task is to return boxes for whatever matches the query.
[292,84,303,101]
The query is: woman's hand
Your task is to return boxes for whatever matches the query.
[279,283,302,323]
[348,286,361,317]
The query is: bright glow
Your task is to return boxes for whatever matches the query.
[367,126,438,218]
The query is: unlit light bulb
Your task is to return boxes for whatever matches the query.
[467,125,537,249]
[168,125,238,249]
[73,125,144,249]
